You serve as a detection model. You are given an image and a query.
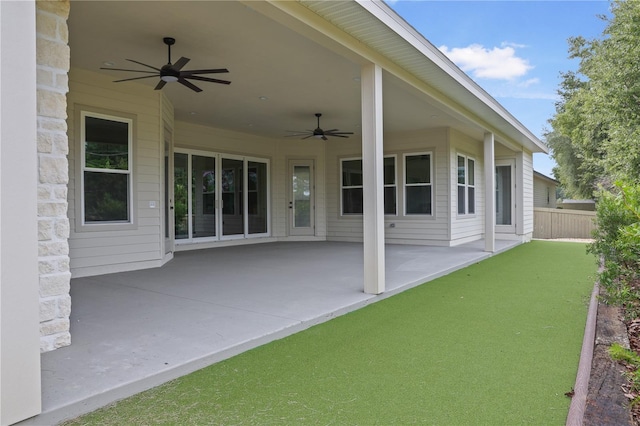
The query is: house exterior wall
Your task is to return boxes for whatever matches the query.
[522,151,534,236]
[533,175,557,208]
[325,128,452,246]
[36,0,72,352]
[67,69,164,278]
[449,129,485,245]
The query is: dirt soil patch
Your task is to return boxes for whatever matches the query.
[585,298,634,425]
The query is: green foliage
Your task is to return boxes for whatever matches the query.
[589,182,640,318]
[548,1,640,197]
[609,343,640,405]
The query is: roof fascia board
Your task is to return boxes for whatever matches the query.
[253,0,539,152]
[356,0,546,152]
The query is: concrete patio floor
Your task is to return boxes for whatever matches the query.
[27,239,518,425]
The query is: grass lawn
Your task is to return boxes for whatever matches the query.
[63,241,596,425]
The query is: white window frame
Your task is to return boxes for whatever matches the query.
[174,149,271,243]
[340,156,397,216]
[78,108,135,230]
[403,152,433,216]
[457,154,476,216]
[383,155,398,216]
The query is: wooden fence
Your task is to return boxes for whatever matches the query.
[533,207,597,239]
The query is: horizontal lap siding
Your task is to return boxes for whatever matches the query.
[449,130,484,243]
[520,151,534,235]
[68,69,163,277]
[326,129,450,244]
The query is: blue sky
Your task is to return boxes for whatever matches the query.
[386,0,611,178]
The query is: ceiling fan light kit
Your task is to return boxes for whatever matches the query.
[100,37,231,93]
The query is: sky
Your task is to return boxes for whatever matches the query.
[386,0,612,178]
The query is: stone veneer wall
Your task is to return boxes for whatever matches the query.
[36,0,71,352]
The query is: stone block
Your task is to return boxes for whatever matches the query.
[39,117,67,133]
[54,332,71,349]
[37,68,54,87]
[53,132,69,155]
[36,0,70,18]
[58,294,72,317]
[38,200,68,217]
[38,219,54,240]
[39,259,56,274]
[40,318,70,336]
[36,38,70,72]
[38,240,69,257]
[39,155,69,184]
[55,218,70,239]
[39,272,71,297]
[38,131,54,153]
[37,88,68,119]
[38,184,52,200]
[36,10,58,40]
[40,299,57,322]
[53,185,68,200]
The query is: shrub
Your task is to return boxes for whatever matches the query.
[588,182,640,318]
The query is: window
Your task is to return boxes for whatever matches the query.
[384,156,397,215]
[81,111,133,224]
[404,153,432,215]
[340,157,397,215]
[457,155,475,215]
[174,150,269,241]
[341,159,363,214]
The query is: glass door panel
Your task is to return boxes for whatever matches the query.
[222,157,244,236]
[192,155,216,238]
[289,160,314,236]
[495,165,512,225]
[248,160,268,234]
[174,153,189,240]
[293,165,311,228]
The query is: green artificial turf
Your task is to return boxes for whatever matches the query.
[64,241,596,425]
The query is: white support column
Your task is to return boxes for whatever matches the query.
[484,132,495,253]
[1,0,42,424]
[361,63,385,294]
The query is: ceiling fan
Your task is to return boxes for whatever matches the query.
[100,37,231,93]
[286,113,354,140]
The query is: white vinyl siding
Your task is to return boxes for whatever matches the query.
[326,129,449,245]
[449,130,485,244]
[522,151,534,234]
[456,154,475,216]
[68,69,163,277]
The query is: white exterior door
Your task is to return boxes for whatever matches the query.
[288,160,315,236]
[495,160,516,233]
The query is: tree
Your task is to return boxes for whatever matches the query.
[548,1,640,195]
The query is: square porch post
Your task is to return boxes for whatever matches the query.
[484,132,496,252]
[0,1,42,423]
[361,63,385,294]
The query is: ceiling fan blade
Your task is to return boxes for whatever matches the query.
[322,136,328,141]
[113,75,160,83]
[100,67,157,74]
[185,75,231,85]
[125,59,161,72]
[301,135,314,140]
[178,77,203,92]
[173,57,190,71]
[154,80,167,91]
[327,134,350,138]
[181,68,229,76]
[323,129,339,133]
[326,131,354,135]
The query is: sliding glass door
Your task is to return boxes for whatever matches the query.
[174,150,269,242]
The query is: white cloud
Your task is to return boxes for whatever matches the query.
[519,78,540,88]
[439,43,533,80]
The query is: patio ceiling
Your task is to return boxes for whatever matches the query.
[68,1,543,152]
